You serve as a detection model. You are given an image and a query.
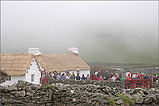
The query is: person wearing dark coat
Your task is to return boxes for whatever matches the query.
[143,74,149,79]
[105,70,109,80]
[97,71,101,80]
[76,73,80,80]
[153,74,157,82]
[81,74,86,80]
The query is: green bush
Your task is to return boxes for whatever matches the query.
[107,98,116,105]
[117,93,134,105]
[41,83,48,88]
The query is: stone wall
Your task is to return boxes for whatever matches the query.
[50,79,159,89]
[50,79,125,89]
[0,80,159,106]
[153,82,159,89]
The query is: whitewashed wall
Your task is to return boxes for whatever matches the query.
[38,63,44,71]
[79,70,90,77]
[0,76,25,86]
[25,58,41,84]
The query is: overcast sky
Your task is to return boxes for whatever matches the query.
[1,1,158,64]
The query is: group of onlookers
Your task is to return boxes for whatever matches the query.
[124,72,159,82]
[41,70,91,81]
[41,70,159,82]
[90,70,122,81]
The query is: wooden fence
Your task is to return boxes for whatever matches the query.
[125,79,151,89]
[40,77,48,85]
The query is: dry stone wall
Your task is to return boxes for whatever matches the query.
[0,80,159,106]
[50,79,159,89]
[50,79,125,89]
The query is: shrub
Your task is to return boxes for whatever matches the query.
[41,83,48,88]
[107,98,116,105]
[117,93,134,105]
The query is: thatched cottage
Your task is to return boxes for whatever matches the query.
[0,48,90,86]
[0,53,41,86]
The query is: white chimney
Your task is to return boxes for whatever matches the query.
[28,48,41,56]
[68,47,78,55]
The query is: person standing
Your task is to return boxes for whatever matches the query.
[61,73,66,80]
[153,74,157,82]
[42,72,46,78]
[143,74,149,79]
[120,75,126,81]
[81,74,86,80]
[95,71,98,77]
[86,74,90,81]
[97,70,101,80]
[70,72,75,80]
[126,76,130,80]
[111,75,116,82]
[139,72,143,79]
[56,73,60,80]
[99,75,103,81]
[76,73,81,80]
[105,70,109,80]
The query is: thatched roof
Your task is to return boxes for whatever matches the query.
[0,53,34,76]
[35,53,90,72]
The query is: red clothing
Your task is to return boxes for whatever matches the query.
[99,77,102,81]
[90,74,92,79]
[92,74,95,80]
[137,74,140,79]
[140,74,143,79]
[93,77,98,80]
[126,77,130,80]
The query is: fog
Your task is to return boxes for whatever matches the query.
[1,1,158,65]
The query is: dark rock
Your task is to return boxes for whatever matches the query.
[26,92,33,97]
[48,90,53,100]
[116,99,124,105]
[133,93,143,104]
[46,103,52,106]
[144,94,157,104]
[15,91,25,97]
[156,93,159,101]
[142,89,149,95]
[9,83,17,91]
[13,99,23,103]
[125,94,133,100]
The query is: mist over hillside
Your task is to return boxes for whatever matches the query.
[1,1,158,65]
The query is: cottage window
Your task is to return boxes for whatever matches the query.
[6,76,11,81]
[31,74,35,82]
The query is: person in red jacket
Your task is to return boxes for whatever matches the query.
[126,76,130,80]
[99,75,103,81]
[139,72,143,79]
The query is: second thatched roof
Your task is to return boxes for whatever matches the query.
[35,53,90,72]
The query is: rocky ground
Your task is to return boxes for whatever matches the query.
[0,80,159,106]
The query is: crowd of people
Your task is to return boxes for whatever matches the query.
[41,70,159,82]
[125,72,159,82]
[41,70,91,81]
[90,70,122,81]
